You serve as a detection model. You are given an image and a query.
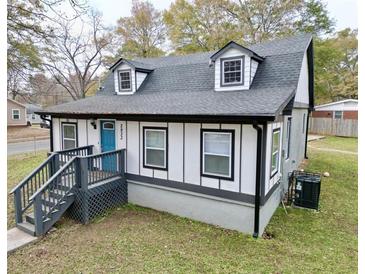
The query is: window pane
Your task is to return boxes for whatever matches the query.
[271,152,278,172]
[103,122,114,130]
[273,131,280,151]
[146,130,165,149]
[204,154,229,176]
[334,111,342,119]
[146,149,164,167]
[223,59,242,83]
[63,125,76,139]
[204,133,230,155]
[64,139,76,149]
[121,81,131,89]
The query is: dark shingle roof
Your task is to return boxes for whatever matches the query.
[40,33,312,119]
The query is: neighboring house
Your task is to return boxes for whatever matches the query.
[309,99,358,137]
[25,104,43,125]
[312,99,358,120]
[7,98,27,127]
[22,34,313,237]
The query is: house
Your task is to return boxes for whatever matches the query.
[13,34,313,237]
[7,98,27,127]
[312,99,358,120]
[309,99,358,137]
[25,103,43,125]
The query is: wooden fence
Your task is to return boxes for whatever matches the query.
[309,117,358,137]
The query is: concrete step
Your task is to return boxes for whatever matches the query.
[17,222,36,236]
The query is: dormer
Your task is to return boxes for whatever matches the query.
[109,58,154,95]
[210,41,264,91]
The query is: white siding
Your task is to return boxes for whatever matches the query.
[315,100,358,111]
[136,72,148,90]
[168,123,184,182]
[114,63,136,95]
[126,121,139,174]
[52,118,60,151]
[250,60,258,85]
[184,123,201,185]
[53,120,262,196]
[294,53,309,104]
[214,48,251,91]
[240,125,257,195]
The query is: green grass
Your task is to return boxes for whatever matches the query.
[7,151,48,229]
[7,139,357,273]
[309,136,358,152]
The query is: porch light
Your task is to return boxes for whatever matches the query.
[90,119,97,129]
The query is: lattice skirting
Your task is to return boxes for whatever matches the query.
[65,178,128,224]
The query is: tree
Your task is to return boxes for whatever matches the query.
[164,0,240,54]
[43,11,112,100]
[7,0,88,100]
[314,28,358,104]
[112,0,166,60]
[226,0,334,43]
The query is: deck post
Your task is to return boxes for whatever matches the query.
[118,150,125,176]
[14,189,23,224]
[79,157,90,224]
[52,154,60,176]
[34,195,43,236]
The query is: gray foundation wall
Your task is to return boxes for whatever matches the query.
[128,180,256,234]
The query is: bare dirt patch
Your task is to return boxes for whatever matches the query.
[7,126,49,143]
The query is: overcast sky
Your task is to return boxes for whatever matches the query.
[89,0,358,31]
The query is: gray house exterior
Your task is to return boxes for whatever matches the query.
[30,34,313,237]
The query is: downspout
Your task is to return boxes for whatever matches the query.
[304,109,311,159]
[252,122,262,238]
[41,115,53,152]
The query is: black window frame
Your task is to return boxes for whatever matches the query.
[118,69,132,92]
[61,122,78,150]
[143,126,168,171]
[270,127,281,178]
[285,118,292,160]
[200,129,235,181]
[220,56,244,87]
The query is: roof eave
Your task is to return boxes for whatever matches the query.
[210,41,264,62]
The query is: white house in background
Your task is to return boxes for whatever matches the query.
[25,104,43,125]
[313,99,358,120]
[36,34,314,237]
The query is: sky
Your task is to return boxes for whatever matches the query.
[89,0,358,31]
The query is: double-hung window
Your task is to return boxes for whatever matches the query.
[143,127,167,170]
[12,109,20,120]
[201,130,234,180]
[119,70,131,91]
[221,57,243,86]
[271,128,281,176]
[62,123,77,150]
[285,118,291,160]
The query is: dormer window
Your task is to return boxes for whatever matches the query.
[119,70,131,91]
[221,57,243,86]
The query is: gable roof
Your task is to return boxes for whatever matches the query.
[109,58,155,72]
[210,41,264,62]
[38,33,313,121]
[7,98,26,108]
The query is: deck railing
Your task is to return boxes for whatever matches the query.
[10,145,94,224]
[81,149,125,187]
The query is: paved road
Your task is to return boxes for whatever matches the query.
[7,139,50,156]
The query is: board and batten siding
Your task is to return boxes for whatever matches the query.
[52,119,259,196]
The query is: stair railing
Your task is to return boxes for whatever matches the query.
[29,157,79,235]
[10,145,94,225]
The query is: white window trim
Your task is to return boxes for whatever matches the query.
[12,109,20,120]
[271,129,281,176]
[119,70,132,92]
[221,58,243,86]
[144,128,167,169]
[333,111,343,119]
[202,131,232,179]
[62,123,77,149]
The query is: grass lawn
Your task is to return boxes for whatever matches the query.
[309,135,358,153]
[7,126,49,143]
[7,137,357,273]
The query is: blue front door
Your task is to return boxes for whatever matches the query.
[100,121,116,171]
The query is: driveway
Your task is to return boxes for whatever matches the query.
[7,139,50,156]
